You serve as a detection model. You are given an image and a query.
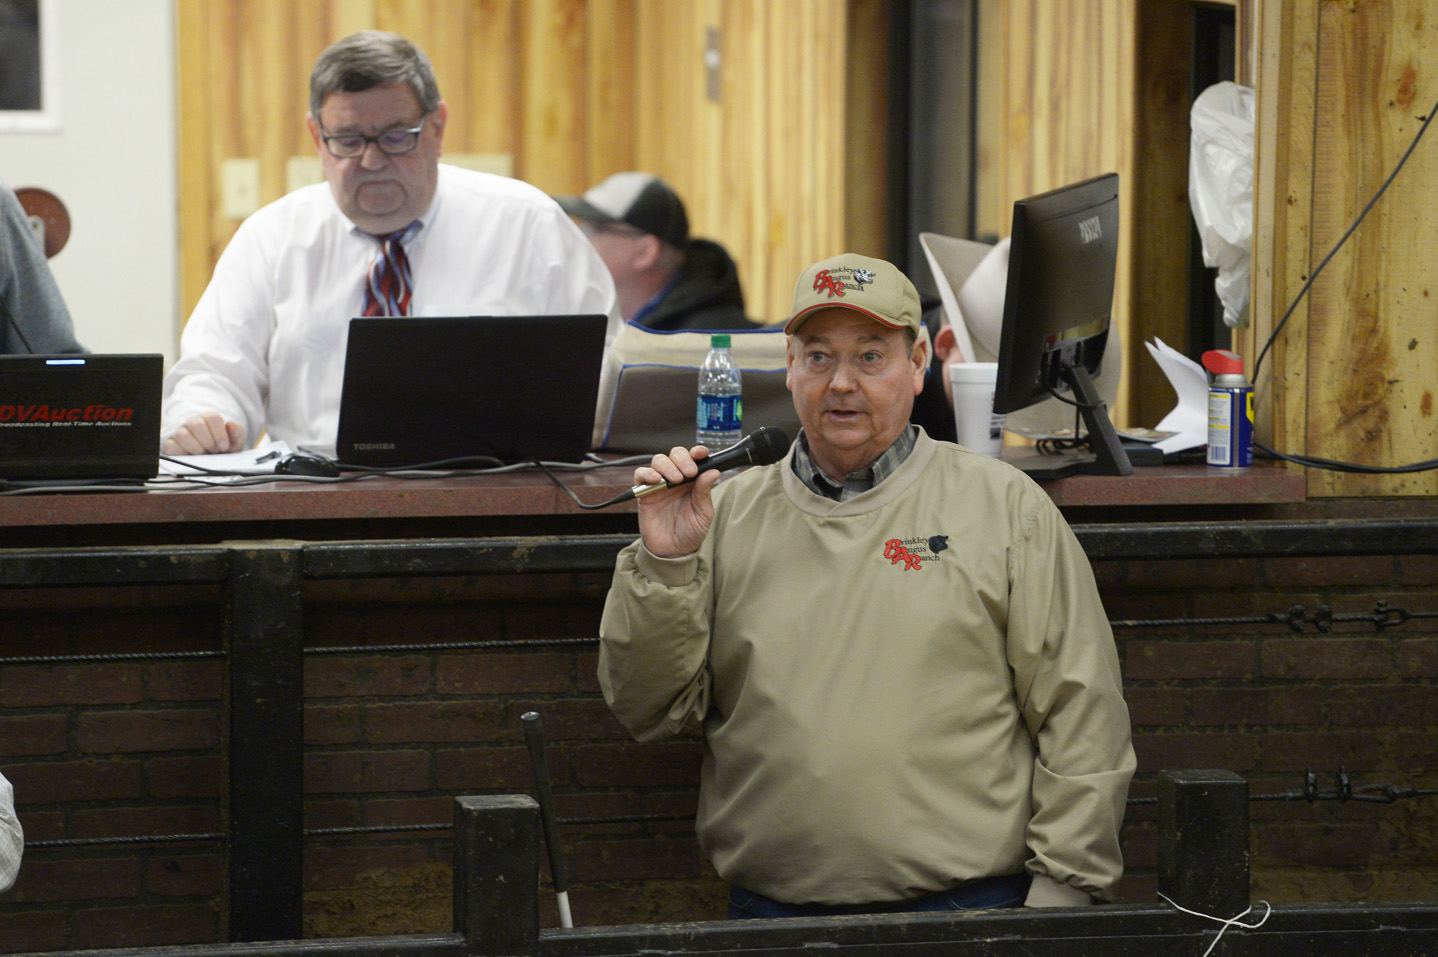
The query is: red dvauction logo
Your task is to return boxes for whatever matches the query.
[0,404,135,422]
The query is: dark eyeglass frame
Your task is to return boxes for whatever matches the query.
[319,114,429,158]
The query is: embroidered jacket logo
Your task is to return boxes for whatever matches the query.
[883,534,948,571]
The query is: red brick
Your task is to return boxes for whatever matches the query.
[1131,731,1259,774]
[5,759,143,804]
[572,836,709,882]
[149,755,224,799]
[505,603,603,642]
[1,664,142,707]
[0,908,67,953]
[361,796,452,831]
[147,853,224,896]
[304,798,363,830]
[304,749,431,793]
[1125,640,1256,680]
[364,700,506,743]
[76,709,218,753]
[1263,555,1399,588]
[146,661,222,702]
[0,714,67,757]
[1259,637,1393,679]
[1396,638,1438,677]
[571,741,704,788]
[9,857,143,903]
[1123,688,1186,727]
[1120,821,1159,868]
[1125,557,1265,590]
[14,810,65,841]
[502,698,631,742]
[69,901,218,948]
[305,704,362,744]
[435,652,572,695]
[1103,590,1194,629]
[304,655,431,698]
[434,746,534,791]
[1396,554,1438,585]
[575,652,602,693]
[1189,687,1323,726]
[303,843,436,890]
[1257,732,1388,773]
[1256,822,1383,868]
[1320,685,1437,727]
[73,804,218,841]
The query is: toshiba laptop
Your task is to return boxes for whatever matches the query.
[0,353,163,482]
[333,315,608,467]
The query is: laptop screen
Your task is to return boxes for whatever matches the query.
[334,315,608,467]
[0,353,163,481]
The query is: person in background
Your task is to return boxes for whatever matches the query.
[556,172,755,332]
[0,180,86,355]
[599,253,1134,918]
[162,30,618,455]
[0,770,22,893]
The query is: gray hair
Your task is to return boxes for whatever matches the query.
[309,31,441,120]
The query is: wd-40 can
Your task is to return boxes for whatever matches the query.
[1202,349,1253,468]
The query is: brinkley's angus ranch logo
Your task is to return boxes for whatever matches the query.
[811,265,877,300]
[882,534,949,571]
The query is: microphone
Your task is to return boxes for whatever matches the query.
[623,426,790,501]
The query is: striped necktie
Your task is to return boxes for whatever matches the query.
[361,221,421,317]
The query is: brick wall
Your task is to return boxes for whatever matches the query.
[1,555,1435,951]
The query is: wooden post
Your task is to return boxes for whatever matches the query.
[453,795,541,955]
[1157,769,1250,918]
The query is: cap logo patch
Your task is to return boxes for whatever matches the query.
[813,269,847,299]
[812,266,877,301]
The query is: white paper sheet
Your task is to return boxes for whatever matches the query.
[1143,338,1209,454]
[159,440,292,476]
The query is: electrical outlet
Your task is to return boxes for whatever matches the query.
[221,158,261,219]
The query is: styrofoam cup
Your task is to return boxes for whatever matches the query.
[948,362,1005,457]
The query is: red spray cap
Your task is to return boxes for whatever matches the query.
[1202,349,1245,376]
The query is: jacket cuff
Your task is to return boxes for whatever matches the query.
[1024,874,1094,907]
[635,543,701,587]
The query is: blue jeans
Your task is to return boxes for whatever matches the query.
[727,873,1031,919]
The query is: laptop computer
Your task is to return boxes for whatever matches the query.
[0,353,163,481]
[333,315,608,467]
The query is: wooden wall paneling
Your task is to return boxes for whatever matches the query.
[1304,1,1437,496]
[1248,0,1315,482]
[714,0,773,324]
[998,0,1138,426]
[463,2,522,158]
[582,0,638,185]
[176,3,214,320]
[843,0,890,261]
[518,0,588,193]
[1128,0,1198,431]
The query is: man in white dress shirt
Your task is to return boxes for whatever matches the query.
[162,31,619,454]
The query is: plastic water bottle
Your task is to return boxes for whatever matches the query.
[696,334,743,448]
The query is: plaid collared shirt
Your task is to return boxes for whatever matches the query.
[791,426,918,502]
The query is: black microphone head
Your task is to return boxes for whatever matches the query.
[746,426,790,466]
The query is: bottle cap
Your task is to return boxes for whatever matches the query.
[711,334,731,348]
[1201,349,1245,376]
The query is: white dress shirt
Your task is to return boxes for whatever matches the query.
[162,164,620,450]
[0,771,22,893]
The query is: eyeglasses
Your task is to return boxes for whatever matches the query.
[319,114,428,158]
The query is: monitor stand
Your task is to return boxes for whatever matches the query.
[1009,365,1134,480]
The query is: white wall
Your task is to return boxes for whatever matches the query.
[1,0,178,360]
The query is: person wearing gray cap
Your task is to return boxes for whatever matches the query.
[598,254,1133,918]
[557,172,755,331]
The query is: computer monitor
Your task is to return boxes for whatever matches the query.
[993,172,1132,479]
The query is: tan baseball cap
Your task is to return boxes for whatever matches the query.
[785,254,922,337]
